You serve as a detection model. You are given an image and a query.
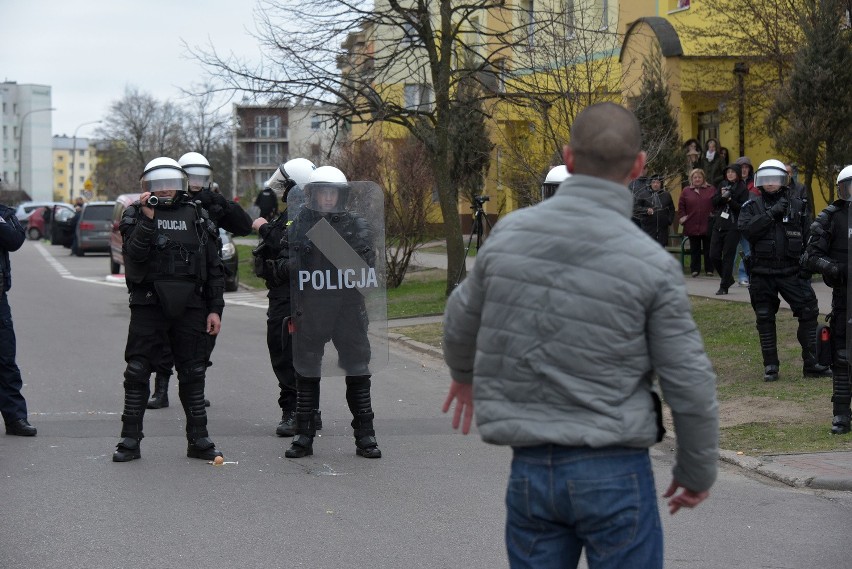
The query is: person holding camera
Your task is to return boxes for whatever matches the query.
[145,152,251,410]
[738,159,830,383]
[0,199,36,436]
[112,157,226,462]
[250,158,319,437]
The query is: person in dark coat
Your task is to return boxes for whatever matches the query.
[700,138,724,189]
[709,164,749,294]
[254,187,278,220]
[637,174,674,247]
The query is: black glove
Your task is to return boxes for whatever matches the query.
[768,197,789,220]
[815,258,841,280]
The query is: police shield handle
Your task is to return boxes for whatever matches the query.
[303,218,378,297]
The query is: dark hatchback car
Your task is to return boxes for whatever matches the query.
[75,201,116,256]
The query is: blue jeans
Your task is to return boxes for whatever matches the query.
[505,445,662,569]
[738,237,751,282]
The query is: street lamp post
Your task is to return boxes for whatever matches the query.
[70,120,102,201]
[17,107,56,196]
[733,62,749,159]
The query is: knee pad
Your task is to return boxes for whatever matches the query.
[123,359,151,384]
[798,303,820,323]
[178,363,207,384]
[754,306,775,325]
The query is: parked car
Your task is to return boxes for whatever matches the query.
[15,201,71,224]
[109,193,240,291]
[75,201,115,256]
[23,203,75,240]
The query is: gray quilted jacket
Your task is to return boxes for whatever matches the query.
[443,174,719,492]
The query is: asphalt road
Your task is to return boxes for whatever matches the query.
[2,240,851,569]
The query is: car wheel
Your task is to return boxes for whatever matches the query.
[110,257,122,275]
[225,272,239,292]
[27,227,41,240]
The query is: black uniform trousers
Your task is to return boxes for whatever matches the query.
[0,293,28,423]
[710,228,741,290]
[748,272,820,366]
[126,304,210,376]
[267,290,297,411]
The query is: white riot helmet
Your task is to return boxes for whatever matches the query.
[178,152,212,192]
[140,157,188,206]
[754,159,789,189]
[837,165,852,201]
[541,165,570,201]
[265,158,316,198]
[304,166,349,213]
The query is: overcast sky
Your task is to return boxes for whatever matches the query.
[1,0,267,137]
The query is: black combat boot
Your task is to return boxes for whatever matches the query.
[113,380,148,462]
[831,407,851,435]
[800,321,832,377]
[180,380,222,460]
[285,377,320,458]
[276,408,296,437]
[147,372,170,409]
[757,322,780,382]
[346,376,381,459]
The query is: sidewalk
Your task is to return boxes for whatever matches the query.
[394,249,852,491]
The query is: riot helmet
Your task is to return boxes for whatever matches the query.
[178,152,212,192]
[265,158,316,200]
[541,165,570,200]
[304,166,349,213]
[754,159,789,191]
[837,165,852,201]
[140,157,188,206]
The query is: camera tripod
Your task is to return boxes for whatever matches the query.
[453,197,493,287]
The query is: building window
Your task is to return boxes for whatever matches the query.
[404,84,434,111]
[58,168,64,175]
[599,0,609,29]
[80,162,86,172]
[518,0,535,48]
[565,0,575,38]
[311,114,321,131]
[255,115,281,138]
[58,182,64,189]
[256,143,280,165]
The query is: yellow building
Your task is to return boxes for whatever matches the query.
[351,0,805,223]
[52,135,98,203]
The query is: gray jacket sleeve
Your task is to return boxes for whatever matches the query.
[442,255,487,385]
[646,266,719,493]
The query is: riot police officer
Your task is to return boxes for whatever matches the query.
[145,152,252,410]
[112,157,226,462]
[284,166,382,459]
[540,165,569,201]
[738,159,831,382]
[803,165,852,434]
[251,157,318,436]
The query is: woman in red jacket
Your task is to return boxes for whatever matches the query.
[678,168,717,277]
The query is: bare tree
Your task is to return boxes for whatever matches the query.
[491,0,625,206]
[190,0,579,294]
[182,86,235,197]
[94,87,185,197]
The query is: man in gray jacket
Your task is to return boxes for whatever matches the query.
[442,102,719,569]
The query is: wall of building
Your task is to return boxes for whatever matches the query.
[0,82,53,201]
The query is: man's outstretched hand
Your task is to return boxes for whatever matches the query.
[442,380,474,435]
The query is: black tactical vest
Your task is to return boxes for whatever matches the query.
[125,204,205,284]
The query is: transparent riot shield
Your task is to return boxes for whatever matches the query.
[288,181,388,378]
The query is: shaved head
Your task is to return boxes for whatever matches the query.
[567,103,643,181]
